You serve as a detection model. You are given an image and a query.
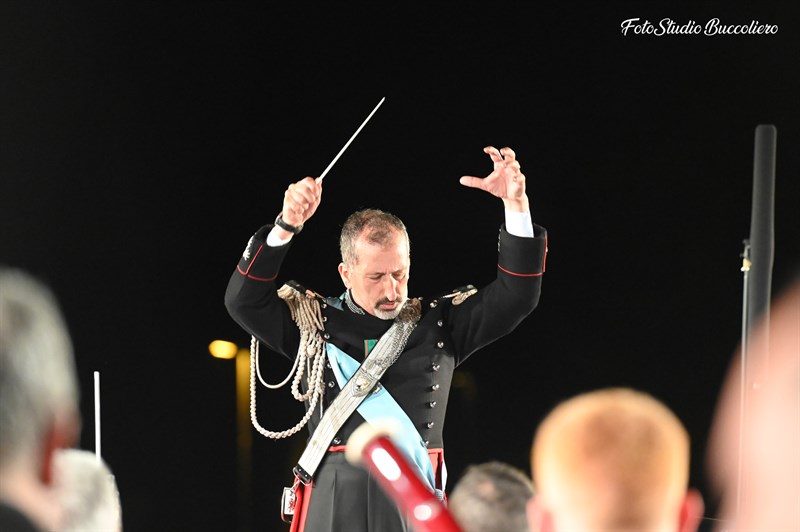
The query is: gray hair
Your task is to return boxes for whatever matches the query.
[0,266,80,467]
[448,461,535,532]
[339,208,410,266]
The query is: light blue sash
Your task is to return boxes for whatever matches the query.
[326,342,439,493]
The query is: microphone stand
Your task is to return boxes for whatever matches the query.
[736,124,777,519]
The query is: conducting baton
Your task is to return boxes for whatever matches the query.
[318,97,385,182]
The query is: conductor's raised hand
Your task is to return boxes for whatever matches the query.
[281,176,323,228]
[460,146,529,212]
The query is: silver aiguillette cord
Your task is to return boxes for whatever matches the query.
[318,97,385,183]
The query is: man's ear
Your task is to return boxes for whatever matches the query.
[40,411,80,486]
[527,497,553,532]
[338,262,351,289]
[678,488,705,532]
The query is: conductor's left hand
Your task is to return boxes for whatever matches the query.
[459,146,529,212]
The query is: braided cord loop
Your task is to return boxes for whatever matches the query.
[249,284,327,439]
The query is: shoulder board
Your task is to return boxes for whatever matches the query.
[435,284,478,306]
[282,280,326,301]
[283,280,345,310]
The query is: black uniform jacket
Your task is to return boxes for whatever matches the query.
[225,223,547,450]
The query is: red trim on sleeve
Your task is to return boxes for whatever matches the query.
[236,244,264,275]
[497,234,548,276]
[246,273,278,281]
[497,264,544,277]
[234,244,278,281]
[542,235,548,273]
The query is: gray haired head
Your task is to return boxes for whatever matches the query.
[449,461,535,532]
[339,208,410,266]
[0,266,80,467]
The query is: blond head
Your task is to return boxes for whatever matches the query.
[531,388,692,531]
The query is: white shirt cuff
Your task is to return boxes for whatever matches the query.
[266,227,293,247]
[505,210,534,238]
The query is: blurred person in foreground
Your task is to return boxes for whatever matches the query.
[54,448,122,532]
[0,266,81,532]
[528,387,704,532]
[707,271,800,531]
[449,460,534,532]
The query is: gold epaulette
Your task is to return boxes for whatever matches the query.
[277,281,324,332]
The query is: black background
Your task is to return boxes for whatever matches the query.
[2,3,799,531]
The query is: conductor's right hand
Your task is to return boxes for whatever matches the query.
[280,177,323,229]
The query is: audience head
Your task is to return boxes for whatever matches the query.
[528,387,703,532]
[54,449,122,531]
[708,272,800,531]
[0,266,81,530]
[449,460,534,532]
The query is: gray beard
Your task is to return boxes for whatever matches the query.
[345,289,404,320]
[374,303,403,320]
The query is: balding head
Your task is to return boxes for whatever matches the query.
[529,388,702,532]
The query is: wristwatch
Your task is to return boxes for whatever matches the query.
[274,213,303,234]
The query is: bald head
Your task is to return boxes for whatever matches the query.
[530,388,698,532]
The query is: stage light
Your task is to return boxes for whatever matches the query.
[209,339,238,359]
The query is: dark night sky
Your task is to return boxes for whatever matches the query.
[2,3,799,531]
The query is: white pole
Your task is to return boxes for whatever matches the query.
[94,371,101,461]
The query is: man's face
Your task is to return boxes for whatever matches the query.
[338,229,410,320]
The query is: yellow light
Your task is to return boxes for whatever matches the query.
[209,340,238,359]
